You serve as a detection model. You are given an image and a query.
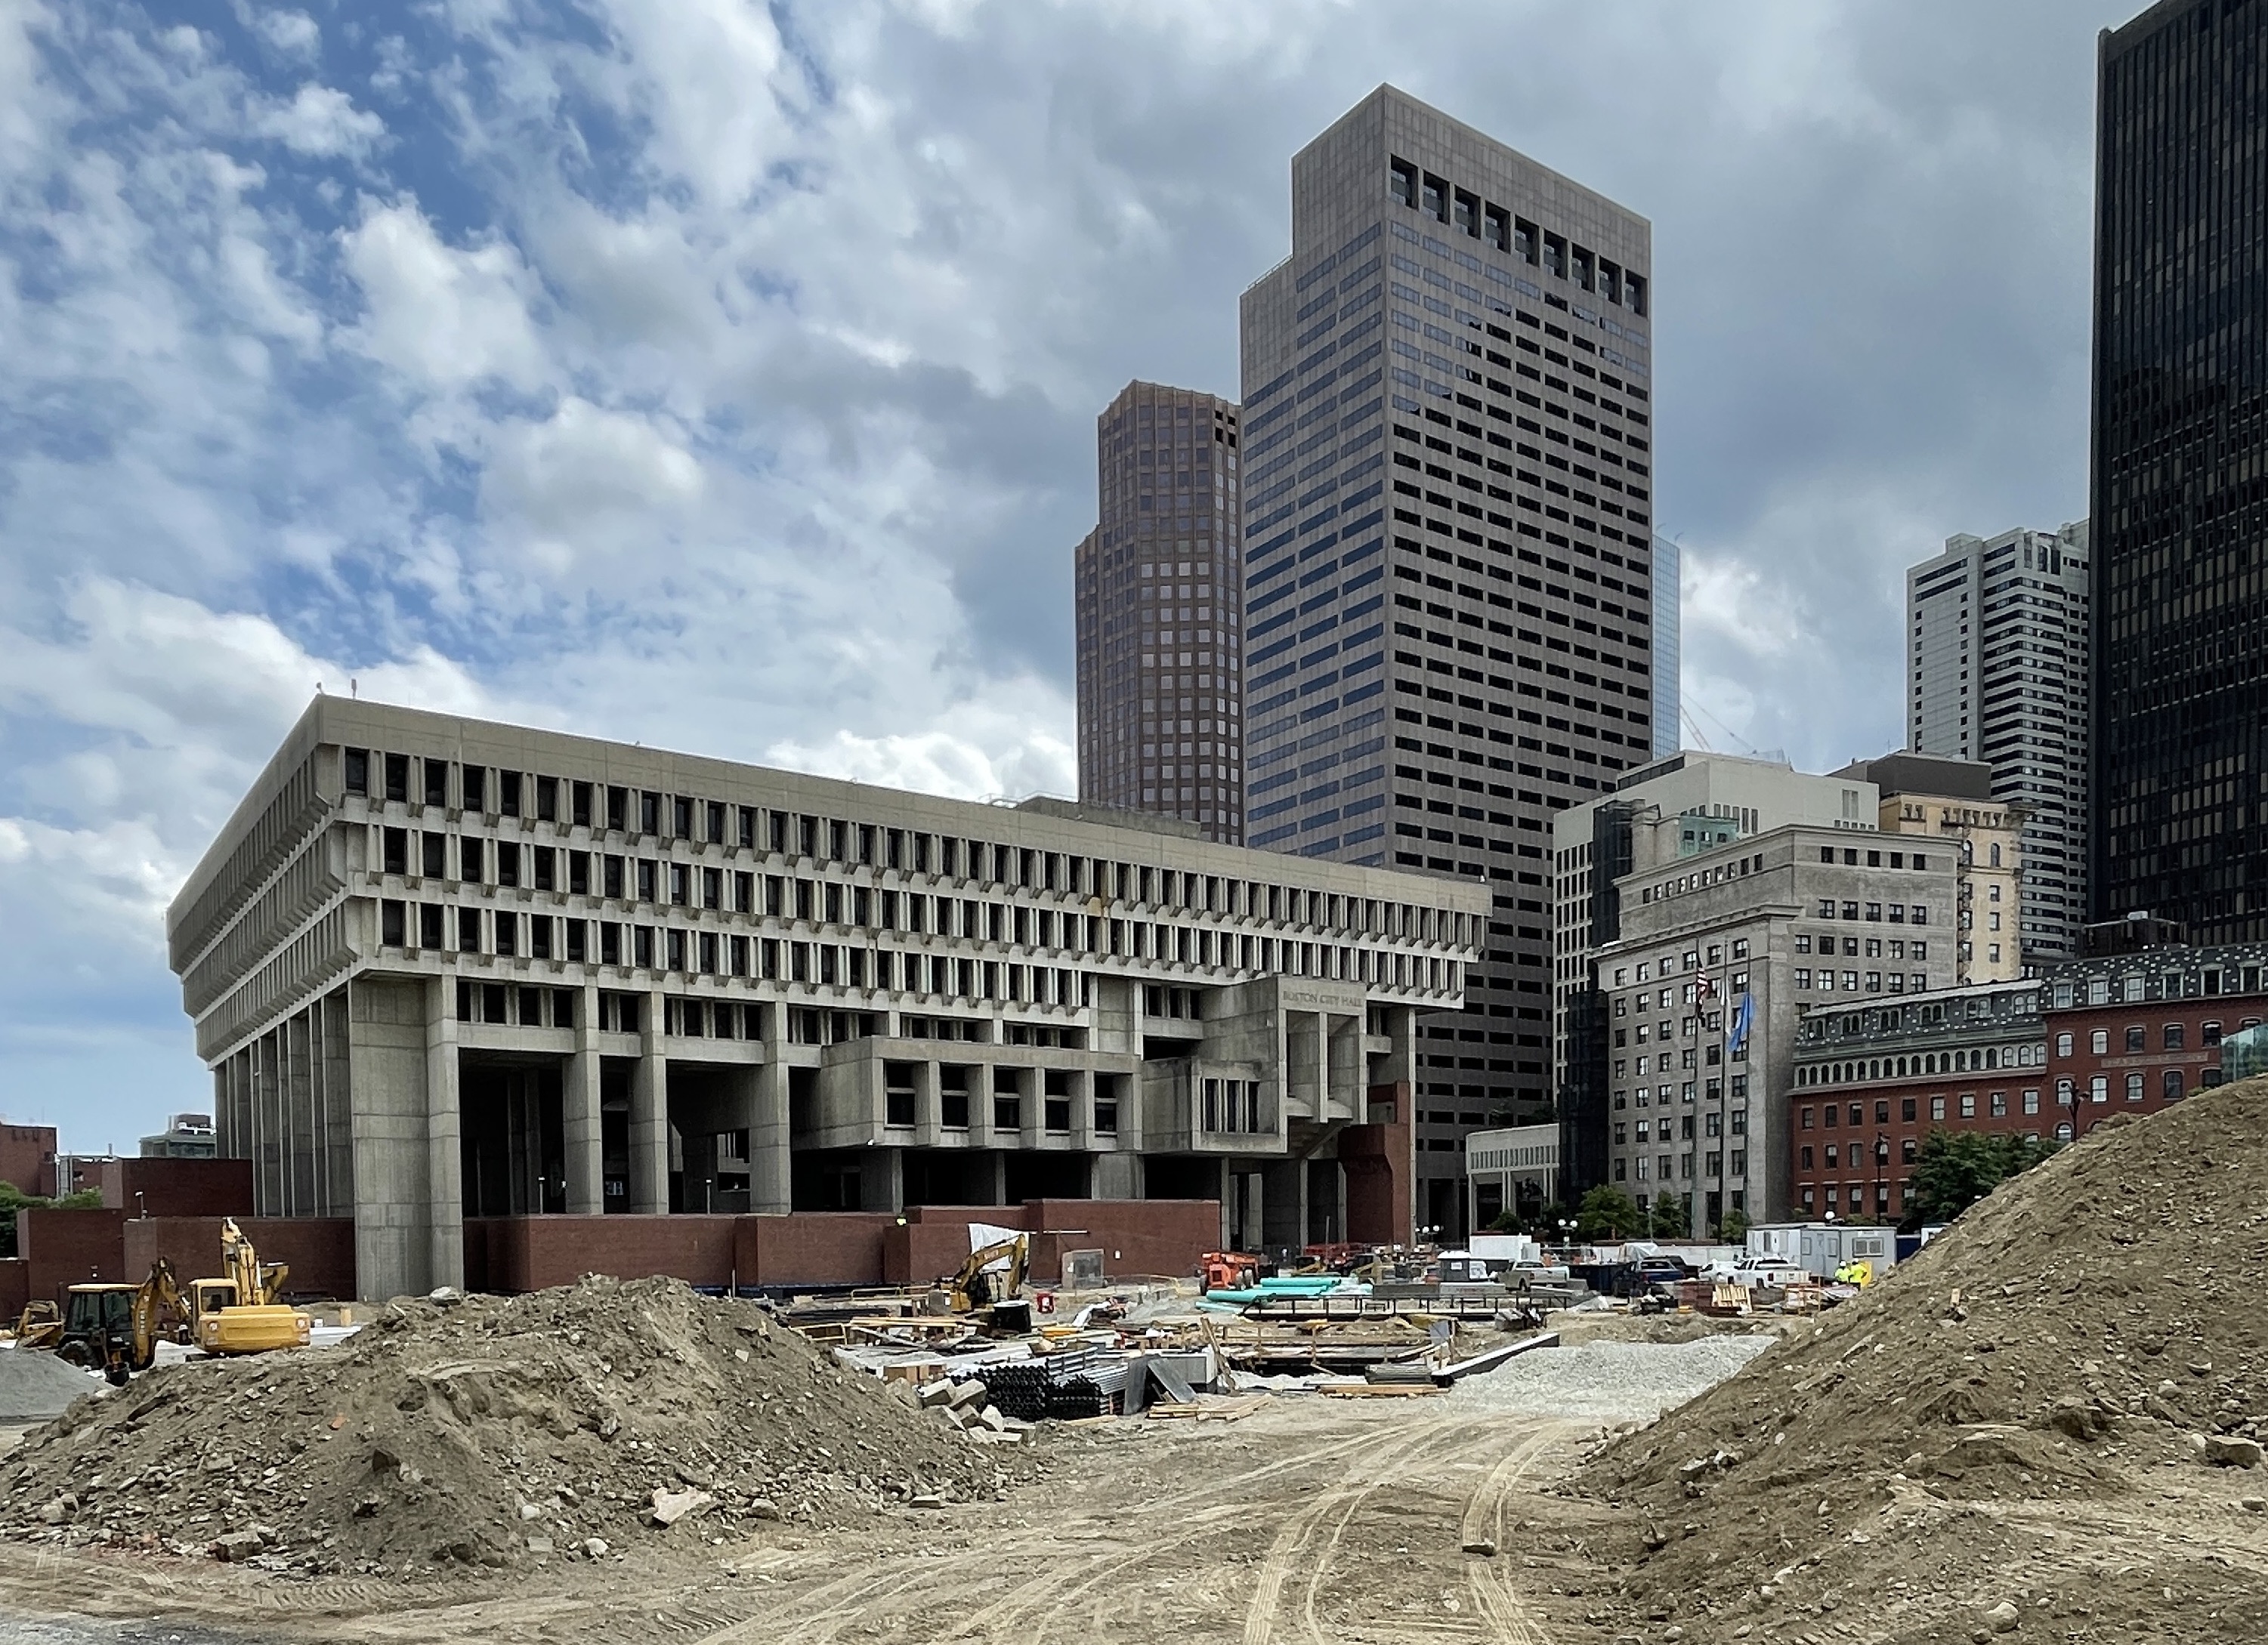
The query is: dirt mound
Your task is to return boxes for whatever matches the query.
[1581,1077,2268,1643]
[0,1276,1018,1575]
[0,1348,107,1423]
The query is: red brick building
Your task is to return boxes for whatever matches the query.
[1788,980,2050,1221]
[2044,947,2268,1135]
[0,1122,57,1199]
[1788,945,2268,1220]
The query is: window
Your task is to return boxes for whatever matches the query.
[1930,1095,1945,1121]
[2126,1071,2144,1103]
[2124,1025,2145,1052]
[1901,1096,1916,1121]
[2055,1032,2072,1057]
[2090,1029,2108,1054]
[2089,1075,2108,1103]
[2163,1023,2185,1051]
[2205,1020,2223,1046]
[2164,1068,2185,1101]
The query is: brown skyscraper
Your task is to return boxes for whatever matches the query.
[1074,381,1245,843]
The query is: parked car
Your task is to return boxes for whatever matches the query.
[1701,1255,1810,1289]
[1506,1257,1571,1283]
[1634,1256,1689,1287]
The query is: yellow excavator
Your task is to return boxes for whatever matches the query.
[19,1221,308,1384]
[198,1218,311,1356]
[945,1235,1030,1313]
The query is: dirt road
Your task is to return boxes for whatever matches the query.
[0,1400,1618,1645]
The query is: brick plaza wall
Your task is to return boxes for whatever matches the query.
[465,1215,743,1293]
[97,1159,255,1218]
[735,1213,898,1288]
[0,1258,26,1322]
[19,1208,128,1307]
[1343,1106,1414,1248]
[122,1218,356,1301]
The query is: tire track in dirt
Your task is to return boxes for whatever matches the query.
[1242,1415,1470,1645]
[1460,1426,1568,1645]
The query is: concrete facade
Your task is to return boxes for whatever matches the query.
[1550,753,1880,1198]
[1835,753,2025,986]
[1075,382,1246,843]
[167,700,1490,1301]
[1238,85,1663,1238]
[1908,523,2090,965]
[1595,824,1961,1232]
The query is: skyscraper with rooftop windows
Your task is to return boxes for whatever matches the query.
[1239,85,1663,1235]
[1907,523,2090,967]
[1075,381,1245,844]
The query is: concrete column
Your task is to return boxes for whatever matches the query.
[749,1060,791,1214]
[630,989,670,1214]
[564,982,604,1213]
[425,977,464,1292]
[1312,1012,1331,1117]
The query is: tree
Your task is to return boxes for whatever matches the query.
[1716,1209,1750,1242]
[1648,1193,1690,1239]
[1577,1184,1642,1240]
[1902,1131,2059,1229]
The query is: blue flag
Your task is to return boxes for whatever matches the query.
[1728,992,1755,1057]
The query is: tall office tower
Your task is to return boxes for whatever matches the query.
[1907,523,2090,965]
[1241,86,1661,1235]
[1650,535,1682,759]
[1074,381,1246,844]
[2092,2,2268,943]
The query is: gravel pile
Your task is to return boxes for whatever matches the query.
[1445,1338,1775,1424]
[0,1276,1024,1576]
[0,1350,106,1424]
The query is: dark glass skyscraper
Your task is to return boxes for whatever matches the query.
[2090,0,2268,941]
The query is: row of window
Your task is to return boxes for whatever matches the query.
[2056,1018,2258,1054]
[350,785,1473,942]
[378,901,1463,994]
[1611,1150,1746,1184]
[1387,156,1648,315]
[1794,971,1930,995]
[1797,934,1927,960]
[1614,1108,1747,1143]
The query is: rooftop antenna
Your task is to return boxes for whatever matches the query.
[351,677,359,699]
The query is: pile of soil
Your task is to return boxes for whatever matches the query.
[1580,1077,2268,1642]
[0,1348,107,1423]
[0,1276,1016,1575]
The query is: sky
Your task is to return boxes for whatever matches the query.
[0,0,2138,1153]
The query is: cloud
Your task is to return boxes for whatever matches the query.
[0,0,2140,1150]
[254,82,383,157]
[339,199,549,390]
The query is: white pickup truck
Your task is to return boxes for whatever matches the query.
[1701,1255,1811,1289]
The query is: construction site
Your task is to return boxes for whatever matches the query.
[2,1080,2265,1641]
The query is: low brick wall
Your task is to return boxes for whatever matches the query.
[95,1159,254,1218]
[19,1208,127,1307]
[122,1218,356,1301]
[0,1258,26,1323]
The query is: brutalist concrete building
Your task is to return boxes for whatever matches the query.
[168,700,1488,1301]
[1238,85,1664,1235]
[1074,381,1246,843]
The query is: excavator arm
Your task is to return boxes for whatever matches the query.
[945,1236,1030,1312]
[128,1258,184,1372]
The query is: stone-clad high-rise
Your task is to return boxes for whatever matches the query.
[1074,382,1246,844]
[1907,523,2090,966]
[1239,85,1663,1234]
[2090,0,2268,941]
